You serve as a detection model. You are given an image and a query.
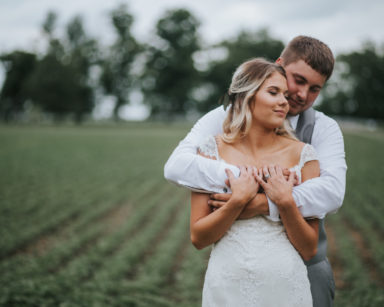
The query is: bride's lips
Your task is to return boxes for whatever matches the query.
[274,110,287,117]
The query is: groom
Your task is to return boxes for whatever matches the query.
[164,36,347,307]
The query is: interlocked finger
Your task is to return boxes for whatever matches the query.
[208,200,226,208]
[263,166,270,181]
[268,165,277,176]
[275,165,283,175]
[246,165,253,176]
[210,193,230,201]
[253,166,258,178]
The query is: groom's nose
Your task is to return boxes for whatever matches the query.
[297,85,309,102]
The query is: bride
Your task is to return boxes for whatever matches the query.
[190,58,319,306]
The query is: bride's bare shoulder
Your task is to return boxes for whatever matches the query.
[215,134,237,154]
[279,137,306,160]
[214,134,225,147]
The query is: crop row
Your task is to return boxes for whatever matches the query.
[0,138,168,257]
[0,181,187,306]
[1,176,163,275]
[327,214,384,306]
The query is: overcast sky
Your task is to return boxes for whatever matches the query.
[0,0,383,119]
[1,0,383,54]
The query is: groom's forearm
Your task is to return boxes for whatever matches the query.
[164,106,232,193]
[238,193,269,219]
[292,170,345,218]
[165,151,240,193]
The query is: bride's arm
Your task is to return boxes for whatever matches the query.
[255,162,320,261]
[190,166,258,250]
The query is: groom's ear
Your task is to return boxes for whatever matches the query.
[276,57,284,66]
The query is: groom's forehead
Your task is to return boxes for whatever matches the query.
[285,60,327,86]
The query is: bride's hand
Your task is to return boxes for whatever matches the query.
[254,165,296,207]
[225,166,259,206]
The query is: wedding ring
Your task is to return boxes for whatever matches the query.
[264,174,271,180]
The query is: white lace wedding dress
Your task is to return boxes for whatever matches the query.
[199,136,317,307]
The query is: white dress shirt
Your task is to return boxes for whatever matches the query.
[164,106,347,221]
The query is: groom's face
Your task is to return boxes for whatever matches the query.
[280,59,327,116]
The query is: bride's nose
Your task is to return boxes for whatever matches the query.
[279,94,288,106]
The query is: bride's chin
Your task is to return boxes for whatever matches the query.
[268,120,285,130]
[255,118,285,131]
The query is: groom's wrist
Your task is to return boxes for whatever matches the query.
[248,193,269,215]
[255,193,269,215]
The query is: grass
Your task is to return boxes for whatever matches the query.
[0,123,383,306]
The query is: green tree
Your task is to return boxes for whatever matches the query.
[64,15,98,122]
[41,11,65,63]
[142,8,201,119]
[320,42,384,119]
[26,55,92,122]
[0,51,37,121]
[195,29,284,113]
[100,4,141,121]
[25,12,97,123]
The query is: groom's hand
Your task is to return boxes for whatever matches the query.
[238,194,269,219]
[208,193,230,211]
[282,168,299,186]
[208,193,269,219]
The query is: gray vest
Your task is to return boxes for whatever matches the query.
[295,108,327,266]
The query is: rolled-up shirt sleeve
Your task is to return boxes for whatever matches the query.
[164,106,240,193]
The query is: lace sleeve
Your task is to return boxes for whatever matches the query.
[197,135,219,160]
[298,144,318,169]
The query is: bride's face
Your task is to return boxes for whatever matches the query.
[251,72,289,130]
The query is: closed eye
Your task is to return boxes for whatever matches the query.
[295,78,305,85]
[310,87,321,93]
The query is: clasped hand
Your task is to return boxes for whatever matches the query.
[254,165,297,207]
[225,166,259,206]
[208,165,298,214]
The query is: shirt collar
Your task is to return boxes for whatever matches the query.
[287,114,300,130]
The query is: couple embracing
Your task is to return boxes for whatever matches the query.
[164,36,347,307]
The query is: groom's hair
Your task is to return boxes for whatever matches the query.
[280,35,335,80]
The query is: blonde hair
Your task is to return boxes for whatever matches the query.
[222,58,297,143]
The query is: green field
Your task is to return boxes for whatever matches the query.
[0,123,383,306]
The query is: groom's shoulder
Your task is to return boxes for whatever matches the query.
[314,110,340,128]
[314,110,343,137]
[207,105,227,117]
[197,106,227,123]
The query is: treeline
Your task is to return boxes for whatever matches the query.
[321,42,384,119]
[1,4,383,123]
